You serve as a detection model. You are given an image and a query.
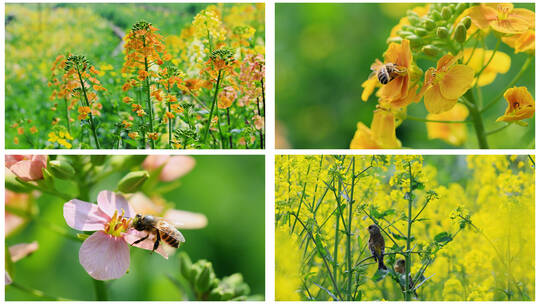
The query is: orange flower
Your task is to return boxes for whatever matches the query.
[171,104,184,114]
[128,132,139,139]
[254,115,264,130]
[122,120,132,128]
[422,54,474,114]
[30,126,38,134]
[350,109,401,149]
[138,70,149,80]
[78,106,91,120]
[496,87,535,122]
[426,103,469,146]
[123,96,133,104]
[122,82,132,91]
[13,137,19,145]
[502,30,535,54]
[377,40,420,108]
[17,127,24,135]
[131,104,142,112]
[148,132,159,140]
[464,3,535,34]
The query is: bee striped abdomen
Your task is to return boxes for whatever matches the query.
[160,231,181,248]
[377,67,390,84]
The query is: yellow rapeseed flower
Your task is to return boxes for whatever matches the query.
[350,109,401,149]
[496,86,535,122]
[426,103,469,146]
[463,48,510,87]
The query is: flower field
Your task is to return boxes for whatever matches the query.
[6,3,265,149]
[275,155,534,300]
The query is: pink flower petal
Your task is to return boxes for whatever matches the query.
[63,199,108,231]
[6,273,12,285]
[9,241,39,262]
[7,158,46,181]
[6,213,25,236]
[164,209,207,229]
[5,155,25,168]
[142,155,170,171]
[160,156,195,182]
[97,191,135,219]
[79,231,130,280]
[123,229,168,259]
[128,192,164,215]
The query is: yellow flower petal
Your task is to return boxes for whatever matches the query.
[440,65,474,100]
[424,86,458,114]
[426,103,469,146]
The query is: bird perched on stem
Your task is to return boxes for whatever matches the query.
[368,224,387,270]
[394,259,418,298]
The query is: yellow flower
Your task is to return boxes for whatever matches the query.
[422,54,474,114]
[496,86,535,122]
[128,132,139,139]
[426,103,469,146]
[502,30,535,54]
[463,48,510,87]
[350,109,401,149]
[464,3,535,34]
[378,40,420,108]
[361,76,380,102]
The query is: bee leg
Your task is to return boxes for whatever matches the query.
[131,234,149,246]
[152,229,161,252]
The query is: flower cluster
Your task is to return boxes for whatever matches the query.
[353,3,535,149]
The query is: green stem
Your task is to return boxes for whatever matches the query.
[143,52,155,149]
[202,70,223,144]
[485,123,510,136]
[465,90,489,149]
[256,97,264,148]
[167,89,173,149]
[346,157,355,301]
[63,97,71,134]
[76,68,100,149]
[481,55,533,113]
[404,162,413,301]
[406,115,471,124]
[93,279,108,300]
[226,108,233,149]
[9,282,72,301]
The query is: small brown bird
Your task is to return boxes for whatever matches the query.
[394,259,417,297]
[368,224,387,270]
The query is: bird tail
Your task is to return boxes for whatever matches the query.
[378,258,387,270]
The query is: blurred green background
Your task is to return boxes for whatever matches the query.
[276,3,535,149]
[6,155,265,300]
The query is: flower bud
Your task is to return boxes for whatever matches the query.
[455,3,468,13]
[386,37,403,44]
[436,27,449,39]
[5,171,31,193]
[195,262,213,294]
[461,16,472,29]
[407,15,420,26]
[423,18,436,30]
[422,45,441,57]
[455,24,467,43]
[48,160,76,179]
[90,155,107,166]
[441,7,451,19]
[431,11,443,21]
[414,28,428,36]
[117,171,149,193]
[179,251,193,279]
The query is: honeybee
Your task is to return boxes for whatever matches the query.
[370,59,407,85]
[131,214,185,251]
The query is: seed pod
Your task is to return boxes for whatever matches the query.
[386,37,403,44]
[436,27,449,39]
[455,24,467,43]
[117,171,149,193]
[49,159,76,179]
[461,16,472,29]
[408,15,420,26]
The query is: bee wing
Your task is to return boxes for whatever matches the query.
[157,219,186,243]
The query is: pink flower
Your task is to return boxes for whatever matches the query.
[5,155,47,181]
[5,189,31,236]
[129,192,208,229]
[142,155,195,182]
[9,241,39,262]
[63,190,169,281]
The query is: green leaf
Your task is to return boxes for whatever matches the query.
[434,232,453,243]
[391,232,414,242]
[371,268,388,282]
